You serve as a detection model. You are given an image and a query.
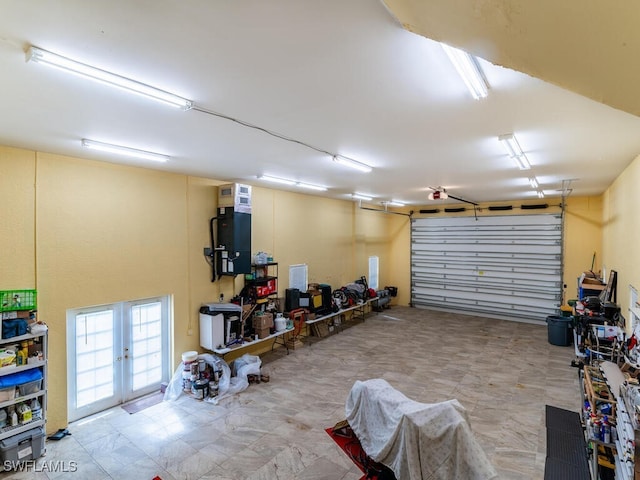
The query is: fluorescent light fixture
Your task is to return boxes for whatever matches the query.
[498,133,524,157]
[441,44,488,100]
[498,133,531,170]
[81,139,169,162]
[258,175,327,191]
[387,200,405,207]
[537,191,545,199]
[257,175,296,186]
[26,46,193,110]
[296,182,327,192]
[529,177,539,189]
[332,156,372,173]
[352,193,373,201]
[514,154,531,170]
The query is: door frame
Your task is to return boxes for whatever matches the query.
[67,296,171,422]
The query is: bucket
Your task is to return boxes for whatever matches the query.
[182,351,198,363]
[546,315,573,346]
[192,379,208,400]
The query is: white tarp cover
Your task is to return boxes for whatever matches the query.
[345,379,498,480]
[164,353,261,405]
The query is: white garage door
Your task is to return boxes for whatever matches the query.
[411,214,563,324]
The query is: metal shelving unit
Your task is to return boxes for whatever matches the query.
[0,331,47,442]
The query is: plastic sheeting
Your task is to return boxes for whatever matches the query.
[164,353,261,405]
[345,379,497,480]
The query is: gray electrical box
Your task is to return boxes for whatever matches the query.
[218,183,251,214]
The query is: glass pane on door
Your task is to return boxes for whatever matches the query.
[130,301,163,392]
[75,310,115,408]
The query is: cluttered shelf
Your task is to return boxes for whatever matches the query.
[209,297,380,357]
[566,273,640,479]
[200,270,397,360]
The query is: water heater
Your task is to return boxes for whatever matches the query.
[212,183,252,278]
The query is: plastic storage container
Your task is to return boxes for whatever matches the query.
[0,291,37,312]
[0,387,15,402]
[0,426,44,464]
[546,315,573,346]
[18,379,42,397]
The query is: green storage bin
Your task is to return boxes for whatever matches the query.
[0,290,37,312]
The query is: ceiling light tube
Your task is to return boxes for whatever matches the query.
[441,44,488,100]
[387,200,405,207]
[537,191,545,199]
[498,133,524,158]
[296,182,327,191]
[26,46,193,110]
[81,139,169,162]
[498,133,531,170]
[529,177,539,189]
[257,175,296,186]
[332,156,372,173]
[352,193,373,201]
[514,154,531,170]
[258,175,327,191]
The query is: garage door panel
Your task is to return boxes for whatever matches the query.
[413,265,560,279]
[412,285,559,307]
[411,214,562,323]
[413,278,559,297]
[413,239,562,255]
[410,295,555,319]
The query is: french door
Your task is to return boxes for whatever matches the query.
[67,296,170,421]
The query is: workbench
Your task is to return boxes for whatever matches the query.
[211,297,379,356]
[211,326,295,357]
[305,297,378,339]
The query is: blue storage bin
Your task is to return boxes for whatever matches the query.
[0,368,42,388]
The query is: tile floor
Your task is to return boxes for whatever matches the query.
[3,306,580,479]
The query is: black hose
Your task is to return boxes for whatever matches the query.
[209,217,217,282]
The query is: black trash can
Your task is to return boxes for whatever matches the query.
[546,315,573,346]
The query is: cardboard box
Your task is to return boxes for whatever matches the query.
[1,310,32,320]
[253,313,273,330]
[256,326,271,339]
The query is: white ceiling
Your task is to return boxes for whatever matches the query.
[1,0,639,206]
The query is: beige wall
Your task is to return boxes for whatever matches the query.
[0,145,401,432]
[602,154,640,320]
[0,147,36,288]
[563,196,604,301]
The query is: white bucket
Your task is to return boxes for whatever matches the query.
[182,350,198,363]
